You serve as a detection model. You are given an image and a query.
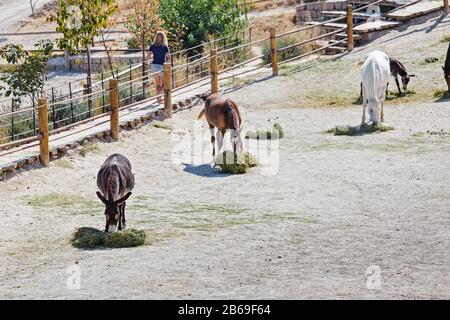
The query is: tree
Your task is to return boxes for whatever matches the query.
[159,0,247,56]
[49,0,118,115]
[125,0,163,49]
[0,40,54,105]
[125,0,163,79]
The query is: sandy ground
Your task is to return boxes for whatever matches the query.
[0,12,450,299]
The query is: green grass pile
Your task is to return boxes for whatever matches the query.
[152,121,173,130]
[386,89,416,101]
[104,229,146,248]
[216,151,257,174]
[245,123,284,140]
[433,90,450,99]
[326,123,394,136]
[71,227,146,249]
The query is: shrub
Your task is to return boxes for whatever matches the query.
[262,36,302,65]
[159,0,248,56]
[127,36,140,49]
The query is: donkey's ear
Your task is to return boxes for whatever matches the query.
[115,192,132,205]
[96,191,108,205]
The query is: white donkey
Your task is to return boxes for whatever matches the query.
[360,50,391,126]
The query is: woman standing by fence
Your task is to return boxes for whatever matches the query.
[146,31,171,104]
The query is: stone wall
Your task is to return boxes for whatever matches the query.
[296,0,348,22]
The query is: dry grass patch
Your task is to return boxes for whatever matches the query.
[245,123,284,140]
[216,151,258,174]
[326,123,395,136]
[71,227,146,249]
[79,142,100,157]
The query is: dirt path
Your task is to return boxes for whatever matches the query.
[0,12,449,299]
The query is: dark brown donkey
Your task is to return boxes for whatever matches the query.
[96,154,135,232]
[198,93,243,166]
[360,57,415,96]
[388,58,415,95]
[443,43,450,93]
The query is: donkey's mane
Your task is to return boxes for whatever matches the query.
[106,166,121,202]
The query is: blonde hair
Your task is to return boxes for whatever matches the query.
[153,31,168,47]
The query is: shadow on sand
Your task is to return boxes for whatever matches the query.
[433,91,450,103]
[182,163,230,178]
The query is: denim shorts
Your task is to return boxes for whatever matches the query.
[151,64,164,76]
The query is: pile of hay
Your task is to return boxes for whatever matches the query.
[245,123,284,140]
[71,227,146,249]
[152,121,173,130]
[216,151,257,174]
[433,90,450,99]
[326,123,394,136]
[386,89,416,101]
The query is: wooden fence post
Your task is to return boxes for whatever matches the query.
[347,4,354,52]
[164,62,173,118]
[444,0,449,13]
[210,47,219,94]
[38,98,49,167]
[269,27,278,76]
[109,79,119,141]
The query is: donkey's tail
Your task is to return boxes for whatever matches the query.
[197,108,206,120]
[225,99,240,130]
[444,43,450,75]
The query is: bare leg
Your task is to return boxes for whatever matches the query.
[156,76,163,103]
